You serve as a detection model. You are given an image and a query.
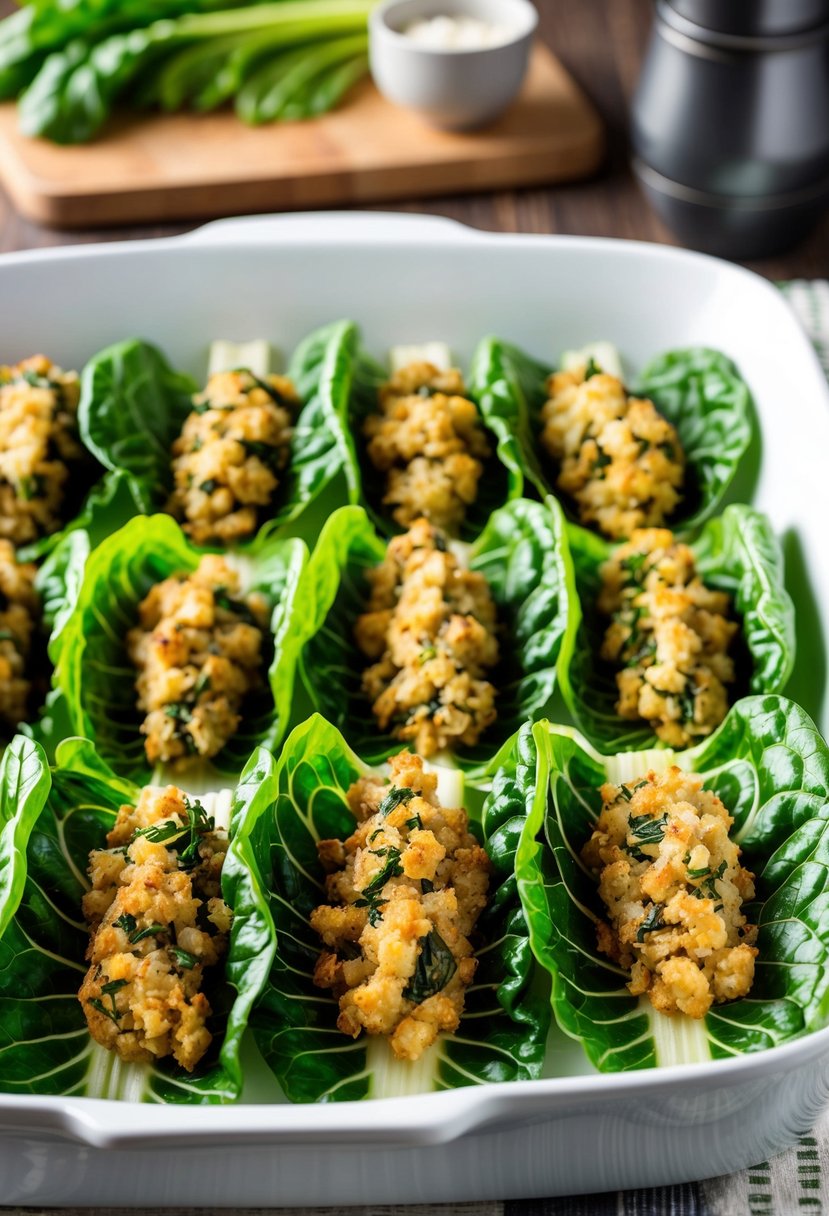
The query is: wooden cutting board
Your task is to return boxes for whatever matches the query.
[0,44,603,228]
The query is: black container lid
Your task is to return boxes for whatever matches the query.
[666,0,829,37]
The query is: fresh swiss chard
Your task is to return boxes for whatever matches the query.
[559,504,795,753]
[298,497,577,775]
[0,734,274,1101]
[243,713,549,1101]
[78,321,361,534]
[54,513,309,782]
[469,339,753,540]
[505,695,829,1071]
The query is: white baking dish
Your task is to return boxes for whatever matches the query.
[1,212,828,1206]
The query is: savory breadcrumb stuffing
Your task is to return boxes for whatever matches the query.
[311,751,490,1061]
[599,529,737,747]
[127,555,268,766]
[168,368,299,546]
[582,767,757,1018]
[79,784,232,1072]
[540,362,685,540]
[0,540,39,730]
[364,362,491,534]
[355,518,499,757]
[0,355,84,545]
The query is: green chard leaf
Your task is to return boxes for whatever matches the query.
[0,735,275,1102]
[560,504,795,753]
[510,695,829,1073]
[298,498,578,776]
[54,513,309,782]
[244,714,549,1102]
[469,340,753,542]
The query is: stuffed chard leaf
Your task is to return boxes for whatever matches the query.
[78,321,360,534]
[469,338,753,540]
[55,513,308,782]
[298,498,577,776]
[242,713,549,1102]
[335,338,518,542]
[507,695,829,1071]
[0,735,274,1101]
[560,503,795,753]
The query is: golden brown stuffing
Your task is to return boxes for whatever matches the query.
[0,355,84,545]
[127,555,268,766]
[79,784,232,1072]
[364,362,490,534]
[540,363,685,540]
[168,369,299,546]
[582,766,757,1018]
[599,529,737,747]
[355,518,498,757]
[311,751,490,1061]
[0,540,39,730]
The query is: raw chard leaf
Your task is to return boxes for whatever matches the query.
[78,338,198,514]
[245,713,549,1102]
[0,735,274,1102]
[0,736,51,940]
[337,337,518,541]
[299,498,577,774]
[509,695,829,1072]
[470,340,753,540]
[78,322,359,534]
[560,504,795,753]
[55,513,309,782]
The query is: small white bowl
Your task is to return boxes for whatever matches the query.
[369,0,538,131]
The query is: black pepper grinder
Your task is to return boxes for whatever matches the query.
[631,0,829,259]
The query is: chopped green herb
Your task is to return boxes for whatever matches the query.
[193,670,211,697]
[403,929,457,1002]
[199,479,219,494]
[419,645,437,664]
[378,787,414,817]
[636,903,665,942]
[18,474,45,501]
[421,879,434,894]
[129,923,166,944]
[361,848,403,898]
[113,913,137,936]
[584,357,602,380]
[190,435,203,452]
[89,977,129,1023]
[250,375,291,407]
[406,814,423,831]
[164,701,193,724]
[171,947,198,970]
[628,812,669,846]
[243,440,282,470]
[621,551,648,580]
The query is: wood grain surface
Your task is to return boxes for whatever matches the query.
[0,43,603,226]
[0,0,827,279]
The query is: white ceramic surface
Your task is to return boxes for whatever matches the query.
[1,212,829,1205]
[369,0,537,129]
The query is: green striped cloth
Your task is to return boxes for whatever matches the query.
[4,284,828,1216]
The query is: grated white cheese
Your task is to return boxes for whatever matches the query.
[403,15,514,50]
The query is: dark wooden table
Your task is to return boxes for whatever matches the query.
[1,0,827,277]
